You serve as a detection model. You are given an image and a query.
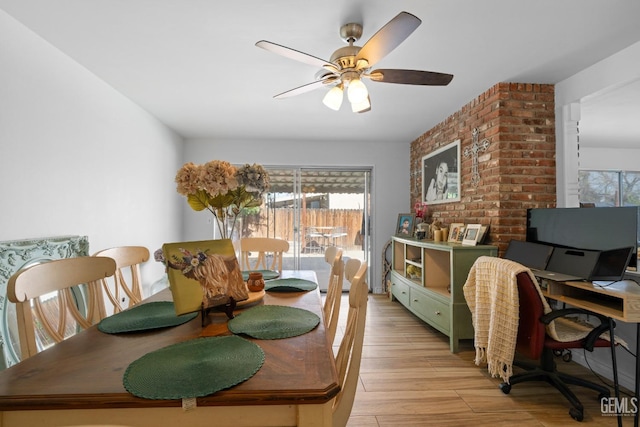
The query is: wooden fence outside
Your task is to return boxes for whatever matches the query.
[242,208,363,250]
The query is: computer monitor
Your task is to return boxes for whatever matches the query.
[590,247,634,281]
[527,207,639,270]
[503,240,554,270]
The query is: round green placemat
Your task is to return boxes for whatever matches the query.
[263,278,318,292]
[123,336,264,400]
[242,270,280,281]
[228,305,320,339]
[98,301,198,334]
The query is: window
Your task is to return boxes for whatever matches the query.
[579,170,640,206]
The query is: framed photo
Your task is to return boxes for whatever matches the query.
[462,224,482,246]
[477,225,489,244]
[448,223,464,242]
[422,139,461,205]
[396,214,416,237]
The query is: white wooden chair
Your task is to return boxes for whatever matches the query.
[92,246,150,314]
[238,237,289,272]
[323,246,343,345]
[344,258,362,286]
[332,261,368,427]
[7,256,116,360]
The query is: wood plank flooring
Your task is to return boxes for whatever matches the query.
[332,294,633,426]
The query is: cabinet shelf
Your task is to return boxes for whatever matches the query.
[390,236,497,353]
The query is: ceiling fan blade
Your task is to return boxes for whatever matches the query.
[355,12,421,67]
[273,77,337,99]
[256,40,339,73]
[368,69,454,86]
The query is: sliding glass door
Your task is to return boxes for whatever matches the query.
[237,167,371,291]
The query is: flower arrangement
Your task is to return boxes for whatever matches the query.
[175,161,270,239]
[414,201,429,220]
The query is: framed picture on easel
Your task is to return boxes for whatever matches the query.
[462,224,482,246]
[448,223,464,242]
[396,214,416,237]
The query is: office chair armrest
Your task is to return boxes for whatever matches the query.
[540,308,615,351]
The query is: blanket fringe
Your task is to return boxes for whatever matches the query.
[475,346,513,383]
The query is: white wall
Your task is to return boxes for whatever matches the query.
[555,40,640,392]
[0,10,183,290]
[579,147,640,171]
[183,138,410,293]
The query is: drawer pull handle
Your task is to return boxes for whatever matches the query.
[402,291,407,294]
[435,311,441,315]
[413,299,418,302]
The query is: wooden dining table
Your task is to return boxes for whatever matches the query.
[0,270,339,427]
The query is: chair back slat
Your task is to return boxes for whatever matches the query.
[238,238,289,272]
[332,261,368,427]
[8,256,116,360]
[93,246,150,313]
[323,247,343,345]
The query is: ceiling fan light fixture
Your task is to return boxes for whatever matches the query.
[347,78,368,104]
[323,85,344,111]
[351,96,371,113]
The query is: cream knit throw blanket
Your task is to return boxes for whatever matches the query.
[463,256,568,383]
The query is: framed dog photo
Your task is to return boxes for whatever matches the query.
[396,213,416,237]
[462,224,482,246]
[448,223,464,242]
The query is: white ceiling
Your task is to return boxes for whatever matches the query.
[2,0,640,145]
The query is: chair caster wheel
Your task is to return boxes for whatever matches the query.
[499,382,511,394]
[553,349,563,357]
[563,351,572,362]
[569,407,584,422]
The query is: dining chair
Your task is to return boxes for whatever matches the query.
[323,246,343,345]
[7,256,116,360]
[344,258,362,286]
[332,261,368,427]
[238,237,289,272]
[92,246,150,314]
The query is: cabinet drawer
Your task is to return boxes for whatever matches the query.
[410,291,450,333]
[390,279,410,306]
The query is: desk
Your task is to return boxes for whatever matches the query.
[0,271,339,427]
[542,278,640,426]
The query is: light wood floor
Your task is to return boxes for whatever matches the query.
[333,294,632,426]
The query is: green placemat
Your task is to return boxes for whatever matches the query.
[123,336,264,400]
[228,305,320,339]
[98,301,198,334]
[264,277,318,292]
[242,270,280,281]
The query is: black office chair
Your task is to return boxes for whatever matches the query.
[500,270,620,422]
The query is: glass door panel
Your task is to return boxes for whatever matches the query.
[299,169,370,291]
[237,167,371,291]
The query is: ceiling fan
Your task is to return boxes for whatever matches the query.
[255,11,453,113]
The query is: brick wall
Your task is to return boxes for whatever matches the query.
[410,82,556,254]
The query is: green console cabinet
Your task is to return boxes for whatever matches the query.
[390,236,497,353]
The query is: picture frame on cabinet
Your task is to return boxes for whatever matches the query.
[462,224,482,246]
[477,225,489,244]
[396,213,416,237]
[422,139,461,205]
[448,223,464,242]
